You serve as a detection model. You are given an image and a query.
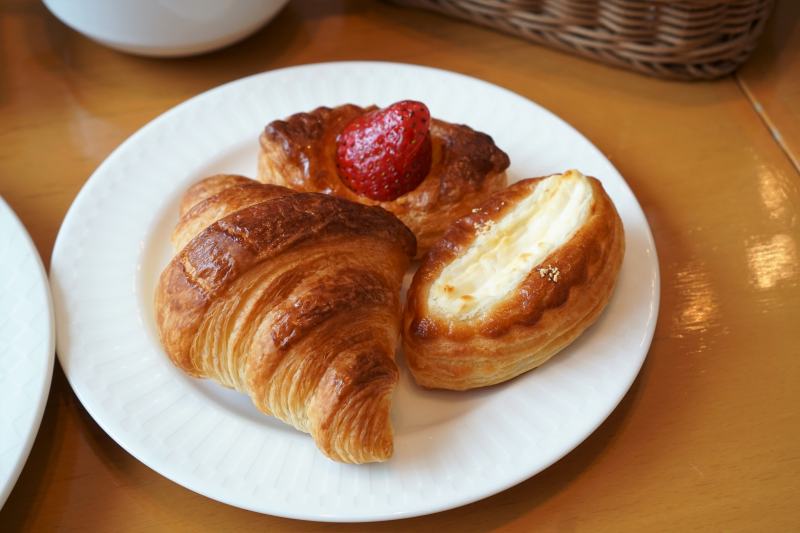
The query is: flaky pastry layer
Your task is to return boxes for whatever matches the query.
[156,175,416,463]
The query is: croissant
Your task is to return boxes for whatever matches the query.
[258,104,509,256]
[156,174,416,463]
[403,170,624,390]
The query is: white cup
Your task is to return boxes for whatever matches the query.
[43,0,290,57]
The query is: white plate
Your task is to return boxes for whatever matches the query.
[50,62,659,522]
[0,198,55,508]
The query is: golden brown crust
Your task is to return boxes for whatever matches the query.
[257,104,509,255]
[178,174,254,216]
[156,176,415,463]
[403,174,625,390]
[172,174,295,251]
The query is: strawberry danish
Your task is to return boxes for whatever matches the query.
[258,101,509,256]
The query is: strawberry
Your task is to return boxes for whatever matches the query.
[336,100,432,201]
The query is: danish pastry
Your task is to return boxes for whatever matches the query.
[403,170,624,390]
[258,104,509,255]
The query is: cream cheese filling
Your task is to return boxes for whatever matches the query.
[428,170,593,318]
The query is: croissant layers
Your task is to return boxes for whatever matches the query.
[155,175,416,463]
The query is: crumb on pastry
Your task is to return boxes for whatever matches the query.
[475,220,495,235]
[537,264,561,283]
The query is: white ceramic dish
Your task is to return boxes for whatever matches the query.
[0,198,55,508]
[50,62,659,522]
[43,0,289,57]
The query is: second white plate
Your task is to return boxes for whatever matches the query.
[0,198,55,508]
[50,62,659,522]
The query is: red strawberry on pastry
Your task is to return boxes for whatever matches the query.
[336,100,432,201]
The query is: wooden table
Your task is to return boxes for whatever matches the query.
[2,0,799,530]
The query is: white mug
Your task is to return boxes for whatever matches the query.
[43,0,290,57]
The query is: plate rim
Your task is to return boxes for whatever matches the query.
[0,197,56,508]
[50,61,660,522]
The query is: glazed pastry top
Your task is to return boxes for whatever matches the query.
[261,104,509,210]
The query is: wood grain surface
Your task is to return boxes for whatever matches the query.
[737,0,800,171]
[1,0,798,531]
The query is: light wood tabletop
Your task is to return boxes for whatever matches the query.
[2,0,799,531]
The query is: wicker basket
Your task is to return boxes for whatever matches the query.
[390,0,774,80]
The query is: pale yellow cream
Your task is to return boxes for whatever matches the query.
[428,170,593,318]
